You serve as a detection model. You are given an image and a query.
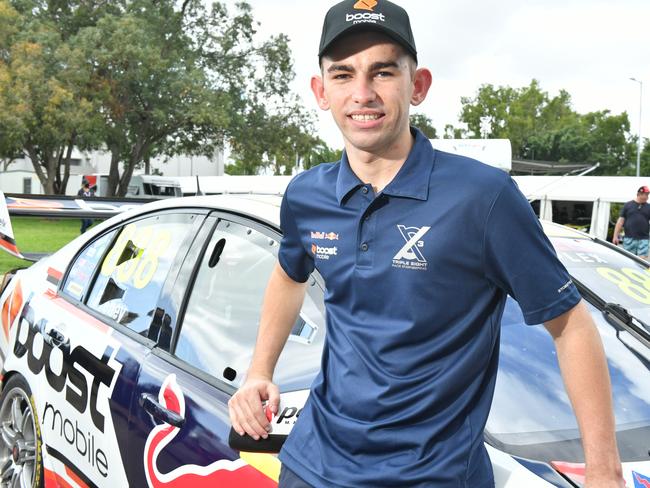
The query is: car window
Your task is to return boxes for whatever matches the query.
[174,218,325,390]
[86,213,195,335]
[63,230,117,300]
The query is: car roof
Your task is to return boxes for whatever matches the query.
[108,194,284,228]
[540,220,592,240]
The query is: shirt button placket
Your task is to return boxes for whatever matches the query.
[357,185,375,268]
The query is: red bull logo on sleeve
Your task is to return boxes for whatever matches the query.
[144,375,277,488]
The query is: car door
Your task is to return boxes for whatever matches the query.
[124,212,326,487]
[30,209,205,487]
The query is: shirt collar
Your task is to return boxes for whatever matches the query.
[335,127,435,205]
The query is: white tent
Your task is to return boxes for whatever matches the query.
[513,176,649,240]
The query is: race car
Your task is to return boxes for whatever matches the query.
[0,194,649,488]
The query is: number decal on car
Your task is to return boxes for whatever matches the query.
[100,223,172,289]
[596,267,650,304]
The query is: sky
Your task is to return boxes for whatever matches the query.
[224,0,650,150]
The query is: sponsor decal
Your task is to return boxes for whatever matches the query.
[310,231,339,241]
[144,375,276,487]
[392,225,431,271]
[633,471,650,488]
[311,243,338,260]
[1,279,23,340]
[354,0,377,11]
[13,297,120,478]
[47,267,63,286]
[346,11,386,24]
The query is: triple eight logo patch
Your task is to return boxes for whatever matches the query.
[392,225,431,271]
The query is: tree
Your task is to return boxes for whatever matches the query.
[78,0,313,193]
[459,80,636,175]
[443,124,466,139]
[303,138,342,171]
[1,0,316,194]
[0,0,103,193]
[409,113,437,138]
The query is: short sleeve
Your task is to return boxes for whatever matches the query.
[483,178,581,324]
[619,203,628,218]
[278,190,314,283]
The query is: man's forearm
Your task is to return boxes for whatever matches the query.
[545,302,623,482]
[248,262,308,379]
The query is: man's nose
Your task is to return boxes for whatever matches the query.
[351,77,377,105]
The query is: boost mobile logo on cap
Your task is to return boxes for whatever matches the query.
[347,0,385,23]
[354,0,377,11]
[392,225,431,271]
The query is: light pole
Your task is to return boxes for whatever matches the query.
[630,77,643,177]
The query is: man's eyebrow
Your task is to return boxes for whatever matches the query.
[327,64,354,73]
[369,61,400,71]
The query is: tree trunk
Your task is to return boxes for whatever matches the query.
[107,145,121,197]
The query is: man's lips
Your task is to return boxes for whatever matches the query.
[348,112,385,122]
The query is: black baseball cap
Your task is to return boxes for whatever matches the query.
[638,186,649,194]
[318,0,417,63]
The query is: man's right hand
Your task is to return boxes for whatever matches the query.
[228,375,280,440]
[612,234,620,245]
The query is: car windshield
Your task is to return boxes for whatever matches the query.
[553,234,650,327]
[486,234,650,463]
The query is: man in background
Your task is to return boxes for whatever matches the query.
[613,185,650,258]
[77,179,94,234]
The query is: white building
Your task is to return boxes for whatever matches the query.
[0,149,224,195]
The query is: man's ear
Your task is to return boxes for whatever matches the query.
[410,68,432,107]
[311,75,330,111]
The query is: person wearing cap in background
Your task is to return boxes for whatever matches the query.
[612,186,650,258]
[77,179,94,234]
[229,1,623,487]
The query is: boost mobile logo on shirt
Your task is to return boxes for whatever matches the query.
[392,225,431,271]
[312,243,338,260]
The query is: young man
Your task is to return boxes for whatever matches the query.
[229,1,624,486]
[612,185,650,258]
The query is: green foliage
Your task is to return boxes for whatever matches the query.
[459,80,636,175]
[303,138,342,170]
[409,114,437,139]
[0,0,317,193]
[641,139,650,175]
[0,0,104,193]
[443,124,466,139]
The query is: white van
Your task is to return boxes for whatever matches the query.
[125,175,182,199]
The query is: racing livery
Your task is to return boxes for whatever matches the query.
[0,194,649,488]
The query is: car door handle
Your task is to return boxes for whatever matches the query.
[139,393,185,428]
[39,322,70,352]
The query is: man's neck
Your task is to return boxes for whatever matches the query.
[344,129,415,193]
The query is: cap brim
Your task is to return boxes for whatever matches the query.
[319,24,417,62]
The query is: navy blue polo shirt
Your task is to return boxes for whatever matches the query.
[277,128,581,488]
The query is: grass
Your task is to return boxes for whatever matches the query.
[0,217,88,275]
